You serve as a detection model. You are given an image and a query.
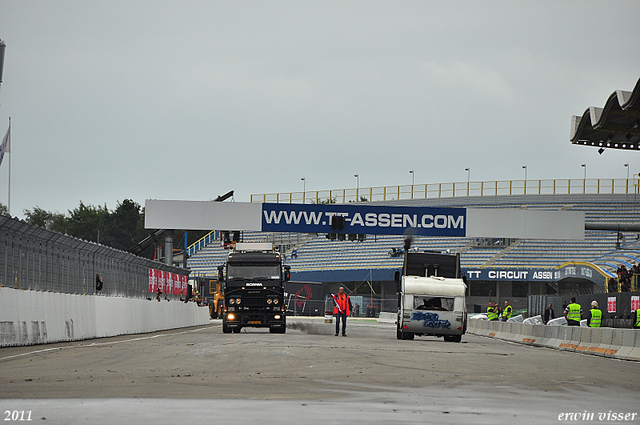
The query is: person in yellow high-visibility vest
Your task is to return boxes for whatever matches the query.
[563,297,582,326]
[587,300,601,328]
[501,300,513,322]
[487,302,499,321]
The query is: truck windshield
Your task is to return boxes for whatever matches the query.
[413,296,454,311]
[227,265,281,282]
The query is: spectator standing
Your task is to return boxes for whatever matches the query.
[587,300,602,327]
[501,300,513,322]
[564,297,582,326]
[487,302,499,321]
[332,286,350,336]
[543,303,555,324]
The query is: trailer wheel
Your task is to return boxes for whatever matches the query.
[222,324,232,334]
[398,329,413,340]
[444,335,462,342]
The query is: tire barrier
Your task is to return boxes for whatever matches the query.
[467,318,640,361]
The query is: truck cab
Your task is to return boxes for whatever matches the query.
[220,243,289,334]
[396,252,467,342]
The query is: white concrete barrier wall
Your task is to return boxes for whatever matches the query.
[0,287,210,347]
[467,318,640,362]
[377,312,396,324]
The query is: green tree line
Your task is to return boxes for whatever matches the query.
[23,199,150,252]
[0,200,210,259]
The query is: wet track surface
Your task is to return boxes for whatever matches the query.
[1,318,638,424]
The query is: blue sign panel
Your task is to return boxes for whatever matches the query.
[261,203,466,236]
[462,268,555,281]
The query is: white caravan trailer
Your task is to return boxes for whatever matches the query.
[396,275,467,342]
[395,251,467,342]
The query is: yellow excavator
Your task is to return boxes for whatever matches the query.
[192,276,225,319]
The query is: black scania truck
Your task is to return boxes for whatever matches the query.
[219,243,289,334]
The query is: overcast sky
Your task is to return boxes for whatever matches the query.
[0,1,639,218]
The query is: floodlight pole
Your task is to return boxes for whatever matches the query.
[354,174,359,200]
[581,163,587,201]
[465,168,470,196]
[0,39,5,101]
[0,41,7,215]
[409,170,414,198]
[624,163,629,201]
[301,177,306,204]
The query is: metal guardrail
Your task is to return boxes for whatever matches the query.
[0,215,187,299]
[251,177,640,204]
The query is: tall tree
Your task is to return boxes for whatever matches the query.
[105,199,142,251]
[24,206,56,229]
[64,201,109,243]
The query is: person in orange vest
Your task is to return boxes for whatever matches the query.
[332,286,351,337]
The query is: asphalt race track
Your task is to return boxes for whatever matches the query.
[1,318,638,425]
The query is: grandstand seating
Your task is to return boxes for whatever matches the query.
[187,196,640,278]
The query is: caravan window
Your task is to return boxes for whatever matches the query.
[413,296,455,311]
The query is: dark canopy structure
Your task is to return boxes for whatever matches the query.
[570,77,640,152]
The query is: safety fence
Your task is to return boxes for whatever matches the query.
[251,177,640,204]
[467,318,640,361]
[0,215,188,299]
[528,291,640,326]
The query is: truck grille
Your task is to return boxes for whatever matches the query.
[243,293,265,307]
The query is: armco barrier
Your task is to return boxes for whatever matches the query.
[0,287,210,347]
[467,318,639,362]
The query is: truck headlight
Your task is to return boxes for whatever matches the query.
[267,299,272,305]
[235,298,241,305]
[229,298,235,305]
[273,299,279,305]
[274,314,281,320]
[227,313,235,320]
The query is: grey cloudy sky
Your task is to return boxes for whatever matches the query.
[0,1,639,218]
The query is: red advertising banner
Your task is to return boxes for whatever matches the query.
[148,269,157,293]
[607,297,616,313]
[158,271,165,294]
[181,274,187,296]
[631,296,639,312]
[171,272,177,295]
[149,269,187,296]
[166,272,174,295]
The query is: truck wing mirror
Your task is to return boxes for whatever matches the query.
[284,265,291,282]
[217,265,224,282]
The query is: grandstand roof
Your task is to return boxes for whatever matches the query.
[570,77,640,151]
